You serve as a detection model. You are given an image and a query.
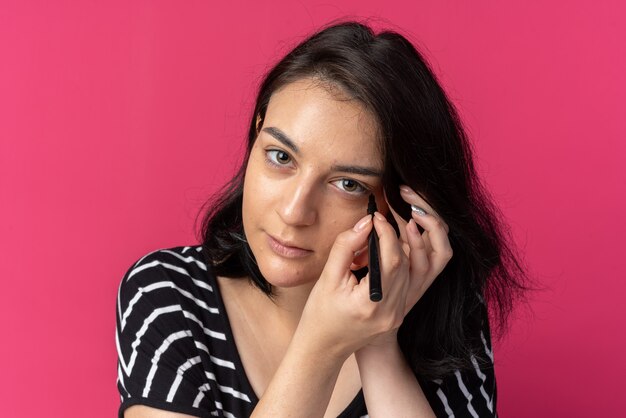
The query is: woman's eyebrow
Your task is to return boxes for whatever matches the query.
[262,127,299,153]
[262,126,382,177]
[331,165,382,177]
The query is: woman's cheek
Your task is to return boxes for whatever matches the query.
[323,210,361,245]
[246,160,276,198]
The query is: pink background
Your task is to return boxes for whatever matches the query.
[1,1,624,417]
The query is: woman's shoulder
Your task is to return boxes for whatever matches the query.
[118,245,214,298]
[116,245,221,338]
[122,245,210,280]
[115,246,255,417]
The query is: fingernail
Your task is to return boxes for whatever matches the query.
[374,212,386,221]
[354,215,372,231]
[411,205,427,216]
[399,185,413,194]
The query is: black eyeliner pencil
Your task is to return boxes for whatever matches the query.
[367,194,382,302]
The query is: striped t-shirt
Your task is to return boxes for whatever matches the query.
[116,245,497,417]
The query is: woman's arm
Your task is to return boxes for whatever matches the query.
[250,216,372,417]
[348,187,452,417]
[250,331,346,417]
[355,342,436,418]
[124,405,200,418]
[252,184,454,417]
[250,213,406,417]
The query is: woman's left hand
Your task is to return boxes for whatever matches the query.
[356,185,454,348]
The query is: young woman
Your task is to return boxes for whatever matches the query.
[116,21,527,418]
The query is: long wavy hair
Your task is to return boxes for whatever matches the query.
[197,20,530,379]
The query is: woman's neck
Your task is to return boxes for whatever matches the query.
[270,282,316,331]
[222,276,315,336]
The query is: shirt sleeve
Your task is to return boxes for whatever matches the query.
[115,250,215,418]
[424,305,498,418]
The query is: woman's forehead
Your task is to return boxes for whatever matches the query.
[263,79,383,164]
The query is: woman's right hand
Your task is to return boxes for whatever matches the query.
[293,212,411,361]
[295,184,454,361]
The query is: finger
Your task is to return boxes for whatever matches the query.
[323,214,373,282]
[405,219,429,280]
[420,230,433,254]
[407,206,453,276]
[413,209,452,269]
[388,206,411,257]
[383,190,409,245]
[411,209,450,236]
[399,186,452,274]
[352,244,369,267]
[403,219,433,312]
[401,242,410,257]
[399,185,450,255]
[367,212,408,296]
[399,185,449,233]
[350,244,369,270]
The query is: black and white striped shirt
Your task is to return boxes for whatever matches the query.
[116,246,497,417]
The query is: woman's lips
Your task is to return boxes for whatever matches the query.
[267,234,312,258]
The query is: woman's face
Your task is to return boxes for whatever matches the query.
[242,78,387,290]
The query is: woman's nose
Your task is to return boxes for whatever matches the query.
[277,180,318,227]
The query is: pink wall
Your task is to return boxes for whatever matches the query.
[1,1,624,416]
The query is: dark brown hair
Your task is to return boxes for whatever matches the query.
[197,20,530,379]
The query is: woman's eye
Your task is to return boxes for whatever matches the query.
[335,179,368,195]
[266,149,292,166]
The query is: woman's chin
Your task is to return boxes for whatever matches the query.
[258,263,319,290]
[265,274,318,290]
